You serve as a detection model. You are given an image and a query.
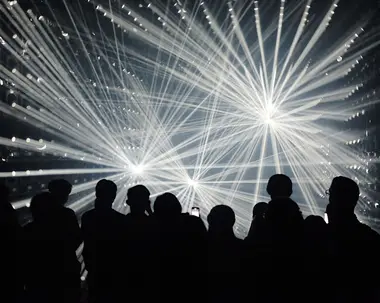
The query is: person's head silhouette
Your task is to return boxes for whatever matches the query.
[48,179,72,205]
[95,179,117,209]
[127,184,150,214]
[326,176,359,222]
[304,215,327,233]
[153,193,182,218]
[30,192,53,221]
[266,174,292,199]
[252,202,268,219]
[207,204,235,234]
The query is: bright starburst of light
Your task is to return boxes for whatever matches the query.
[0,0,379,234]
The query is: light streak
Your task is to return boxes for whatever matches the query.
[0,0,378,235]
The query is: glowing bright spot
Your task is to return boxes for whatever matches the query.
[187,179,198,187]
[132,164,145,175]
[11,137,16,142]
[261,103,277,126]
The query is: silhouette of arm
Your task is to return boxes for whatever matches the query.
[81,213,94,273]
[66,208,82,251]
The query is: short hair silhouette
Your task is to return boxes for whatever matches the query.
[48,179,72,204]
[154,192,182,217]
[252,202,268,218]
[30,192,52,221]
[328,176,359,212]
[95,179,117,203]
[304,215,326,231]
[127,184,150,205]
[207,205,235,230]
[266,174,292,198]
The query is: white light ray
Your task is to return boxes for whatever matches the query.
[0,0,378,236]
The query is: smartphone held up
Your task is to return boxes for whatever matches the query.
[191,207,200,217]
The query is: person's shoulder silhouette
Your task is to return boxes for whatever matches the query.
[82,179,126,303]
[265,174,303,242]
[264,177,305,302]
[207,204,242,251]
[25,190,81,303]
[24,192,54,252]
[266,197,303,225]
[325,176,380,302]
[326,174,380,237]
[245,202,268,244]
[82,179,124,231]
[48,179,81,251]
[207,205,242,303]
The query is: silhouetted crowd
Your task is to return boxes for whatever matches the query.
[1,174,380,303]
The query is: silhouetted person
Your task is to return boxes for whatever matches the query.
[48,179,82,253]
[48,179,81,300]
[122,185,154,301]
[151,193,183,302]
[24,191,80,303]
[243,202,269,301]
[303,215,328,303]
[325,176,380,302]
[0,184,23,303]
[207,205,243,303]
[264,196,304,302]
[304,215,327,254]
[265,174,302,250]
[245,201,268,246]
[81,179,125,303]
[151,193,206,303]
[180,208,208,303]
[266,197,304,251]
